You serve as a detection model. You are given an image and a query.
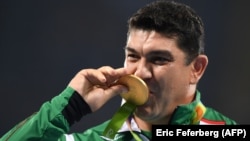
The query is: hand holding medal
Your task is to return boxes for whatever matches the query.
[102,74,149,139]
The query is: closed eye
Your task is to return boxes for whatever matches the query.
[149,56,172,65]
[125,47,140,62]
[127,53,140,62]
[147,50,174,65]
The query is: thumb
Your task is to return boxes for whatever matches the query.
[105,84,128,99]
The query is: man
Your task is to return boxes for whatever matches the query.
[1,0,237,141]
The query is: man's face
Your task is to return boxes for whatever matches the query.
[124,29,196,124]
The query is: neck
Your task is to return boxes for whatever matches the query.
[133,92,197,131]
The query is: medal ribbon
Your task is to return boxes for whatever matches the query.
[102,102,136,139]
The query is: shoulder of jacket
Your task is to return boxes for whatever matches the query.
[201,107,237,125]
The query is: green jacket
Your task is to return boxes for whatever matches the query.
[1,87,237,141]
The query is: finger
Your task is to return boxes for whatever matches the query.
[114,67,128,76]
[86,85,128,112]
[98,67,128,85]
[82,69,108,85]
[104,84,128,99]
[82,67,125,87]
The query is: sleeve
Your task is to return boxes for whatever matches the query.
[0,87,92,141]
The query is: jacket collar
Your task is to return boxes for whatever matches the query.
[169,90,206,124]
[117,90,206,133]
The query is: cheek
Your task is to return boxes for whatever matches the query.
[157,68,184,92]
[123,61,128,68]
[158,68,191,98]
[123,60,127,67]
[123,61,137,74]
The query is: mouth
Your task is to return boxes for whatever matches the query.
[138,91,153,107]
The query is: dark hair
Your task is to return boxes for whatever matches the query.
[127,0,205,65]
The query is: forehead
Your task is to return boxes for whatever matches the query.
[126,29,182,54]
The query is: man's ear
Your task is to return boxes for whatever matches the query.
[190,55,208,84]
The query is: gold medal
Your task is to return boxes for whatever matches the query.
[115,74,149,106]
[102,75,149,139]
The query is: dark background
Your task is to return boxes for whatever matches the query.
[1,0,250,136]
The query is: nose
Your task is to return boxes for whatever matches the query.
[134,60,152,80]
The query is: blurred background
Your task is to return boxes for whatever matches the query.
[1,0,250,136]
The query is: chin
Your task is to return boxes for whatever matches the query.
[134,105,151,118]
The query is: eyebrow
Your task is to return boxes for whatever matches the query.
[124,46,174,58]
[124,47,137,53]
